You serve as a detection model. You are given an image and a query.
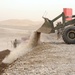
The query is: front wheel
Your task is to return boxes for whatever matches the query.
[62,26,75,44]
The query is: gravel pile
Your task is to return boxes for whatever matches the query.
[1,33,75,75]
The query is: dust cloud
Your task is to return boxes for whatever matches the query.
[2,32,41,64]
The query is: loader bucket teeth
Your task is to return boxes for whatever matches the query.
[37,17,55,34]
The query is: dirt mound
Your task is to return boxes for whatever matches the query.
[2,42,53,75]
[2,42,75,75]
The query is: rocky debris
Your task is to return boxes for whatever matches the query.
[0,50,10,62]
[0,49,10,75]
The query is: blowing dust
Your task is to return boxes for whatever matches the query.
[2,31,41,64]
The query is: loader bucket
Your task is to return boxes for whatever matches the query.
[37,17,55,34]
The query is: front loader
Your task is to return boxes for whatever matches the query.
[37,8,75,44]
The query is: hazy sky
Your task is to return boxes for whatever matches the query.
[0,0,75,21]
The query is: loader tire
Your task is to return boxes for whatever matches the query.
[62,26,75,44]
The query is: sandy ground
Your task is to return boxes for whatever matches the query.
[0,25,75,75]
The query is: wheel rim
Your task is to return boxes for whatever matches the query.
[67,31,75,39]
